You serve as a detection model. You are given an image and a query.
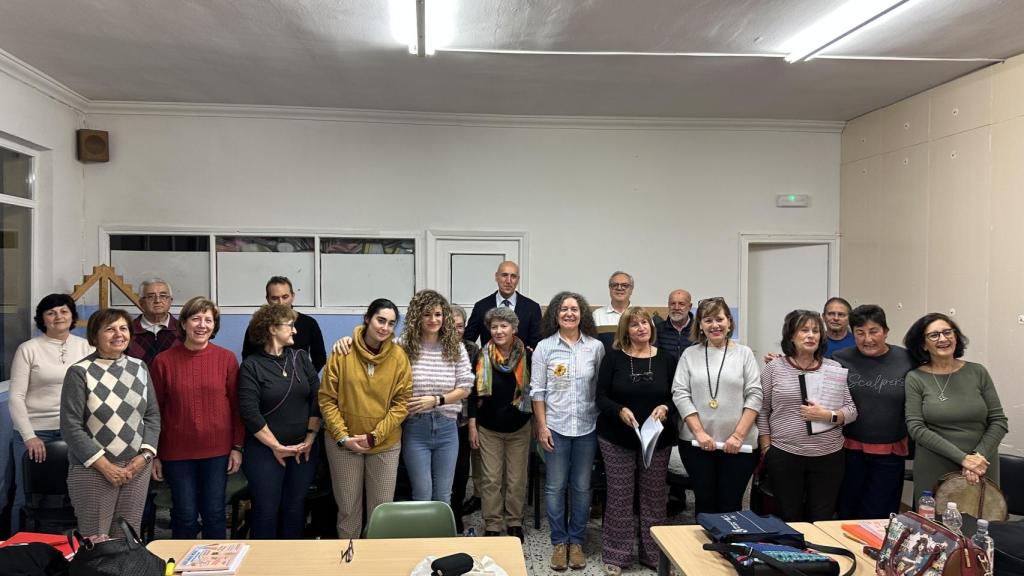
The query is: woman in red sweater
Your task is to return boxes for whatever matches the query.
[150,296,243,538]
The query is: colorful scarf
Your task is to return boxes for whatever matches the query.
[475,336,531,412]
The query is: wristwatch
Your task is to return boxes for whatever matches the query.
[829,410,838,424]
[338,435,349,448]
[141,451,154,464]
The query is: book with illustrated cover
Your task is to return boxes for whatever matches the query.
[177,543,249,575]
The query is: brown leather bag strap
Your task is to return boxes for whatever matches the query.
[978,476,986,517]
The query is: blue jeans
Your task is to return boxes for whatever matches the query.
[242,434,319,539]
[544,429,597,545]
[161,455,229,539]
[11,429,62,533]
[402,412,459,504]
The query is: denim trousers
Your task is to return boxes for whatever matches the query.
[544,429,597,545]
[242,434,319,539]
[161,455,229,539]
[401,412,459,504]
[837,448,906,520]
[11,429,62,533]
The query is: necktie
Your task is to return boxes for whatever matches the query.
[502,299,511,307]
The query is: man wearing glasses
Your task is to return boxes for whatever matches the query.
[593,271,634,351]
[127,278,182,366]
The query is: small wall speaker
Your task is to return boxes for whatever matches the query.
[77,129,110,163]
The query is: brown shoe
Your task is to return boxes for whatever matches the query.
[568,544,586,569]
[550,543,569,571]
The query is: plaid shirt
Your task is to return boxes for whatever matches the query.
[126,314,181,368]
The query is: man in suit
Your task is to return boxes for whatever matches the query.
[464,260,542,349]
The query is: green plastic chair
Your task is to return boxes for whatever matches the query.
[364,501,457,539]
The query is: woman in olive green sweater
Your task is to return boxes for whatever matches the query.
[319,298,412,538]
[903,313,1008,505]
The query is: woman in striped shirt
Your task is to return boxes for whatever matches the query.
[757,309,856,522]
[399,290,475,505]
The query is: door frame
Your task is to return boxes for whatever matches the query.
[425,230,530,295]
[738,234,839,344]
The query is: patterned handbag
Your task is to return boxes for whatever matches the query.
[876,511,989,576]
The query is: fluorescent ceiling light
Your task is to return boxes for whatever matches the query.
[389,0,456,57]
[782,0,911,63]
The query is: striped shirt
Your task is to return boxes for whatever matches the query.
[756,357,857,457]
[408,342,474,420]
[530,332,605,437]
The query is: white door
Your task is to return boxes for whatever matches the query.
[743,240,835,360]
[426,232,527,309]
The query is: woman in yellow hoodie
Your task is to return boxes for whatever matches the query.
[319,298,412,539]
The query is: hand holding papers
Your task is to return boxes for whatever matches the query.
[798,365,848,435]
[633,416,664,468]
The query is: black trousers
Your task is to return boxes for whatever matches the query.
[451,423,472,533]
[765,446,844,522]
[679,443,758,515]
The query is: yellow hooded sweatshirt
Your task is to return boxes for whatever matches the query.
[319,325,412,453]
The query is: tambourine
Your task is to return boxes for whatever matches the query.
[934,471,1007,521]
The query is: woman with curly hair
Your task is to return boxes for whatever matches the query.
[399,289,475,504]
[531,291,605,571]
[238,304,321,538]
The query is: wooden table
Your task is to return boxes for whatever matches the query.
[813,519,883,575]
[651,522,863,576]
[148,536,527,575]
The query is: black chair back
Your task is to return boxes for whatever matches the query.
[21,440,77,534]
[22,440,71,496]
[999,453,1024,516]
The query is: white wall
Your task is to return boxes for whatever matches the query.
[0,58,85,297]
[841,55,1024,455]
[81,109,841,313]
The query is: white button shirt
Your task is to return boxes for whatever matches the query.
[530,332,605,437]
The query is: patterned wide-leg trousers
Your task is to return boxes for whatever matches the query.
[598,438,671,568]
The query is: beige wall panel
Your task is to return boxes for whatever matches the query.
[993,55,1024,123]
[881,93,931,153]
[986,119,1024,454]
[927,127,992,361]
[930,67,993,140]
[840,156,882,305]
[877,144,929,337]
[841,109,884,163]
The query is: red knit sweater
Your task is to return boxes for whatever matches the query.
[150,342,244,461]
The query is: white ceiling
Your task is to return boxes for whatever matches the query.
[0,0,1021,121]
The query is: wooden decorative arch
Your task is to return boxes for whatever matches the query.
[70,265,141,327]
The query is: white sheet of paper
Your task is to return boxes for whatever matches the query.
[633,416,664,468]
[803,365,848,434]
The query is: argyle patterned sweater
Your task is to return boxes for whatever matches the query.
[60,353,161,467]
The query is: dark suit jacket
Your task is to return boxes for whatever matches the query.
[464,291,542,349]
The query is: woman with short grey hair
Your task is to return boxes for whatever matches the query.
[470,305,532,541]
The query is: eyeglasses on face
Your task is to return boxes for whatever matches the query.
[141,294,171,302]
[609,283,633,290]
[275,322,296,329]
[925,328,955,342]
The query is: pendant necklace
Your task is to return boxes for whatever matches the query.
[270,351,289,378]
[705,342,728,409]
[629,345,653,382]
[932,371,953,402]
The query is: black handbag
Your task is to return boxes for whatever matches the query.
[66,518,167,576]
[430,552,475,576]
[0,542,69,576]
[698,512,857,576]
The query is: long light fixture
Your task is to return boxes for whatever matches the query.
[782,0,912,63]
[389,0,456,57]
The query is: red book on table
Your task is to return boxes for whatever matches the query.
[0,532,75,559]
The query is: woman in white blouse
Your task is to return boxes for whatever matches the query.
[8,294,93,531]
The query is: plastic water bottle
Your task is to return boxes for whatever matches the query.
[918,490,937,520]
[971,519,995,576]
[942,502,963,535]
